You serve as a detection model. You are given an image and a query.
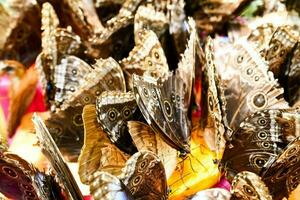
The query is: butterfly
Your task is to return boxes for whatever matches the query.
[231,171,272,200]
[130,18,197,155]
[0,1,41,66]
[32,113,83,200]
[78,104,129,184]
[247,23,275,51]
[96,91,138,154]
[286,42,300,106]
[119,28,169,89]
[0,134,64,200]
[132,74,191,154]
[261,25,298,77]
[45,57,126,161]
[61,0,103,41]
[89,0,143,60]
[89,150,168,200]
[190,0,249,33]
[36,3,90,107]
[229,135,300,200]
[127,120,178,178]
[134,4,169,41]
[220,109,300,181]
[203,37,231,159]
[212,39,290,131]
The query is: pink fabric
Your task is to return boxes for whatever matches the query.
[213,176,231,191]
[26,83,46,113]
[0,76,10,120]
[84,196,92,200]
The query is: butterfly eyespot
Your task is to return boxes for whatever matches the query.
[152,89,157,99]
[95,90,101,96]
[139,160,147,169]
[2,166,17,178]
[20,183,34,191]
[246,68,253,75]
[287,146,298,155]
[254,157,266,167]
[70,86,75,92]
[108,79,113,85]
[130,187,136,194]
[143,88,149,97]
[72,69,77,75]
[133,175,142,185]
[237,55,244,63]
[154,52,160,59]
[122,107,131,118]
[257,117,267,126]
[108,109,117,121]
[292,182,299,190]
[243,185,255,195]
[148,60,153,66]
[288,155,298,163]
[176,95,181,102]
[253,93,266,108]
[262,142,270,148]
[258,131,267,139]
[163,100,172,117]
[171,93,176,103]
[25,191,35,197]
[83,96,90,103]
[273,45,279,52]
[73,114,83,126]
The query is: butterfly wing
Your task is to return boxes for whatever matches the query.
[89,171,134,200]
[120,29,169,89]
[134,5,168,41]
[127,121,177,178]
[34,171,64,200]
[261,136,300,199]
[133,74,190,153]
[231,171,272,200]
[262,26,298,77]
[120,150,168,200]
[55,28,85,58]
[221,109,298,181]
[45,106,84,161]
[96,91,138,154]
[54,55,93,107]
[176,18,197,109]
[78,105,129,184]
[35,3,59,102]
[0,152,40,200]
[247,23,275,51]
[32,114,83,200]
[61,57,126,108]
[286,42,300,106]
[204,37,230,159]
[214,40,289,130]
